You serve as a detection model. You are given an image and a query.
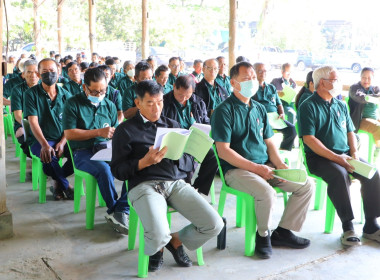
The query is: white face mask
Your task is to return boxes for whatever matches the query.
[236,79,259,98]
[328,81,341,98]
[127,69,135,78]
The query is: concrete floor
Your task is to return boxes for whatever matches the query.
[1,137,380,280]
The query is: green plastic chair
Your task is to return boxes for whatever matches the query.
[4,106,16,144]
[212,144,288,257]
[357,130,376,164]
[67,141,106,230]
[127,181,204,278]
[18,144,27,183]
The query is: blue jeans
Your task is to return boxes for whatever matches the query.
[31,141,74,190]
[73,148,129,214]
[276,120,297,151]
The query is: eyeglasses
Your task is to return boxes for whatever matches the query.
[86,86,107,96]
[205,66,219,72]
[170,65,180,69]
[323,78,339,84]
[257,70,267,74]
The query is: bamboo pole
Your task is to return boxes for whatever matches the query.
[141,0,149,60]
[89,0,96,55]
[229,0,237,70]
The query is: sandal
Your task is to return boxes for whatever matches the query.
[363,229,380,243]
[49,185,64,201]
[340,230,361,246]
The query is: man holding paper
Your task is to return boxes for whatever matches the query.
[253,63,297,151]
[212,61,313,259]
[110,80,223,272]
[162,75,217,195]
[298,66,380,246]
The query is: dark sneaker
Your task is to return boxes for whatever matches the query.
[105,212,129,235]
[271,229,310,249]
[148,250,164,272]
[165,242,192,267]
[255,231,272,259]
[63,187,74,200]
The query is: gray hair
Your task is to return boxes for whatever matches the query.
[123,60,134,70]
[312,65,337,89]
[23,59,38,73]
[253,62,265,72]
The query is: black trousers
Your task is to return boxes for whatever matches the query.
[307,154,380,223]
[17,135,31,158]
[185,148,217,196]
[276,120,297,151]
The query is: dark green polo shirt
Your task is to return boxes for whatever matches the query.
[106,85,122,111]
[211,93,274,174]
[362,86,379,120]
[205,80,225,110]
[122,83,137,112]
[298,93,355,156]
[167,72,184,87]
[253,82,282,113]
[118,76,134,97]
[63,92,118,150]
[10,80,30,132]
[174,99,195,129]
[63,79,84,96]
[109,72,124,89]
[58,76,70,85]
[3,74,24,98]
[23,83,72,146]
[163,83,173,94]
[62,67,69,79]
[192,71,204,82]
[297,88,313,108]
[215,74,233,96]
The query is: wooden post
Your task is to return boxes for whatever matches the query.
[229,0,237,70]
[88,0,96,55]
[0,0,14,240]
[57,0,65,56]
[33,0,41,59]
[141,0,149,60]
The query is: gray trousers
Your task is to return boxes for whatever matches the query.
[128,180,224,256]
[225,168,313,236]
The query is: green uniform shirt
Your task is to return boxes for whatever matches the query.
[252,82,282,113]
[106,85,122,111]
[23,83,72,146]
[362,86,379,120]
[298,93,355,156]
[163,83,173,94]
[3,74,24,98]
[211,94,274,174]
[215,74,233,96]
[297,88,313,108]
[109,72,124,89]
[118,76,134,97]
[62,67,69,79]
[58,76,70,85]
[174,99,196,129]
[63,92,118,150]
[192,71,204,82]
[167,72,184,87]
[205,80,226,110]
[10,80,30,132]
[122,83,137,112]
[63,79,84,96]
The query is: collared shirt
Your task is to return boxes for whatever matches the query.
[23,83,72,146]
[360,85,379,120]
[122,83,137,112]
[192,71,204,83]
[252,82,282,113]
[10,80,30,132]
[109,72,124,89]
[163,83,173,94]
[297,88,314,108]
[167,72,184,87]
[215,74,233,96]
[105,85,122,111]
[298,93,355,157]
[62,92,118,150]
[173,99,196,129]
[118,76,134,97]
[110,113,192,191]
[3,74,24,98]
[211,93,274,174]
[63,79,84,96]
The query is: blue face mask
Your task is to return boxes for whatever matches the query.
[237,79,259,98]
[87,94,105,104]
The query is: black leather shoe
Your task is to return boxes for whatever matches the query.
[271,229,310,249]
[165,242,192,267]
[255,231,272,259]
[148,250,164,272]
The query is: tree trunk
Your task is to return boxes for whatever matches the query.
[33,0,41,59]
[88,0,96,55]
[57,0,65,56]
[141,0,149,60]
[229,0,237,70]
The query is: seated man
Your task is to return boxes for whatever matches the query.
[23,58,74,200]
[105,58,124,89]
[215,56,232,96]
[167,57,183,87]
[298,66,380,246]
[162,75,217,195]
[63,68,129,234]
[146,56,157,73]
[212,61,313,259]
[348,67,380,163]
[63,62,84,95]
[190,59,203,83]
[195,58,229,116]
[11,59,40,157]
[155,65,172,94]
[271,63,297,124]
[253,63,296,151]
[110,80,223,272]
[122,61,152,119]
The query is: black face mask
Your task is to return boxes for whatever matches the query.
[41,72,57,86]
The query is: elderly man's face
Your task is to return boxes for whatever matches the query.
[68,64,81,81]
[193,62,202,74]
[282,66,292,80]
[169,59,180,76]
[173,86,193,105]
[155,70,169,86]
[24,64,39,87]
[360,71,373,90]
[255,64,267,84]
[231,66,257,95]
[203,60,218,82]
[135,92,164,123]
[217,58,227,75]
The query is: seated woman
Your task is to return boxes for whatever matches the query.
[348,67,380,163]
[295,71,314,110]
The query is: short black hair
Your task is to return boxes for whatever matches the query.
[105,56,112,61]
[236,56,249,63]
[155,64,169,77]
[84,67,106,86]
[193,59,202,66]
[63,56,72,63]
[112,56,119,61]
[135,61,152,78]
[230,61,254,79]
[50,51,55,56]
[169,57,179,64]
[80,62,89,71]
[92,52,99,57]
[97,64,111,72]
[55,54,61,59]
[38,58,57,71]
[216,56,225,61]
[136,80,163,99]
[105,58,115,66]
[361,67,374,76]
[66,61,78,70]
[175,75,195,91]
[281,63,292,72]
[89,62,99,68]
[147,56,155,63]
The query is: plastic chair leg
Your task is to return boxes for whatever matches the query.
[138,221,149,278]
[210,181,216,205]
[19,151,27,183]
[324,196,336,233]
[244,197,255,257]
[31,157,39,191]
[217,190,227,217]
[236,196,246,228]
[128,208,139,250]
[314,179,326,210]
[74,177,84,213]
[196,247,204,266]
[38,168,47,204]
[85,180,97,230]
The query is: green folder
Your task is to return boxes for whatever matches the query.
[347,159,377,179]
[273,169,307,184]
[267,112,287,129]
[278,85,297,104]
